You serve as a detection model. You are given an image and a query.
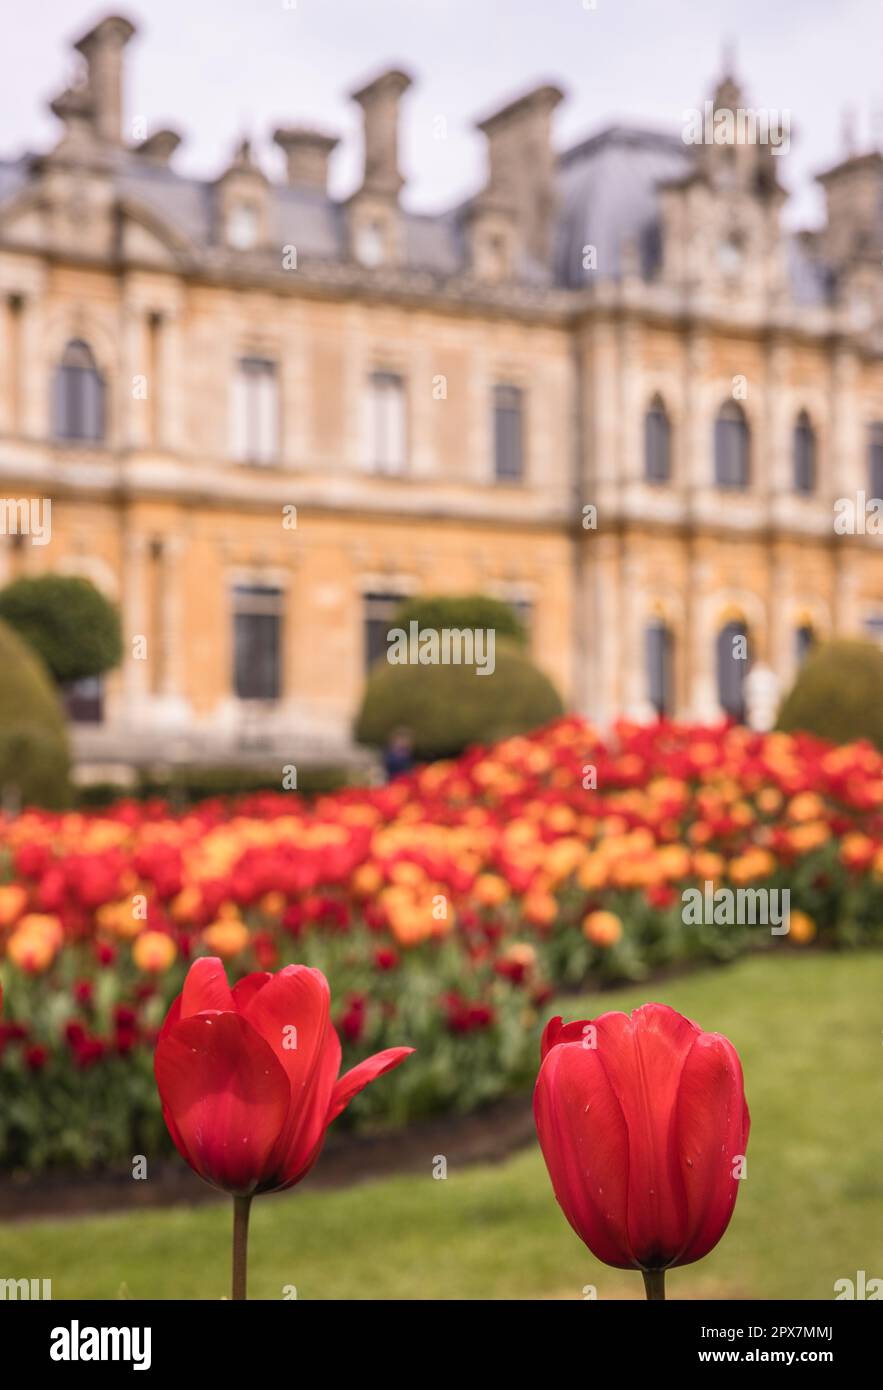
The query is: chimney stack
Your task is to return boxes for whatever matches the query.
[273,127,340,191]
[476,83,564,267]
[74,14,136,146]
[351,67,412,195]
[135,129,182,167]
[816,151,883,265]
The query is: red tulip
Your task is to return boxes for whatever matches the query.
[535,1003,749,1293]
[155,957,413,1197]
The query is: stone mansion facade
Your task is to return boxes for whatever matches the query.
[1,14,882,766]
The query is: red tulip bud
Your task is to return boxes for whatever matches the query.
[534,1003,749,1286]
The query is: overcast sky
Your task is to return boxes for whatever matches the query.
[3,0,881,227]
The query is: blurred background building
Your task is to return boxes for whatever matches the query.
[0,14,882,771]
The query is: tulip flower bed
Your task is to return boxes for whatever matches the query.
[1,717,882,1174]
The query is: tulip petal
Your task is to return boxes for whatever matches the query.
[327,1046,415,1125]
[232,971,272,1012]
[541,1015,593,1059]
[240,965,333,1174]
[240,964,331,1091]
[270,1024,343,1191]
[593,1003,699,1267]
[154,1012,290,1195]
[671,1031,751,1266]
[158,994,182,1042]
[181,956,234,1018]
[534,1039,635,1268]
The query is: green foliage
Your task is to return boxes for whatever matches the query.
[76,764,353,808]
[0,574,123,684]
[0,618,71,808]
[392,594,527,647]
[355,639,563,759]
[777,639,883,749]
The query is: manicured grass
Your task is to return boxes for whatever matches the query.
[1,951,880,1299]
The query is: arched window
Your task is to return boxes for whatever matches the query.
[793,411,816,494]
[644,395,671,483]
[54,340,105,442]
[645,620,674,717]
[714,401,749,489]
[870,423,883,499]
[716,619,750,722]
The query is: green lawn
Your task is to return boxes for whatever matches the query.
[2,952,881,1300]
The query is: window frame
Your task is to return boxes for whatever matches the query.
[714,401,750,491]
[644,395,671,484]
[793,410,817,495]
[368,370,407,475]
[493,383,525,484]
[54,339,106,443]
[232,356,280,465]
[231,583,284,702]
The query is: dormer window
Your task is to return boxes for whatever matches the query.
[356,220,385,268]
[227,202,259,250]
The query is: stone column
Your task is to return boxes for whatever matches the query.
[830,339,861,500]
[687,559,718,720]
[683,324,708,492]
[618,314,643,484]
[764,335,789,499]
[159,535,185,701]
[121,530,150,723]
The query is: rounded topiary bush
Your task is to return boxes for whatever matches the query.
[355,638,563,760]
[0,618,71,808]
[776,639,883,749]
[0,574,123,684]
[393,594,527,647]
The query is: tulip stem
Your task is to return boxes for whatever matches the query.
[642,1269,666,1301]
[232,1195,253,1301]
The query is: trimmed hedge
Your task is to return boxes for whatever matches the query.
[777,639,883,749]
[0,618,71,808]
[355,638,563,760]
[392,594,527,647]
[76,764,354,808]
[0,574,123,684]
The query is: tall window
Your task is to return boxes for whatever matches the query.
[793,411,816,494]
[232,357,279,464]
[645,620,674,717]
[644,396,671,483]
[232,584,282,700]
[870,423,883,499]
[795,623,815,667]
[54,340,105,442]
[714,401,750,489]
[363,591,405,672]
[493,385,524,482]
[369,371,407,474]
[717,620,749,722]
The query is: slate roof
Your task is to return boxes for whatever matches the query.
[0,125,833,302]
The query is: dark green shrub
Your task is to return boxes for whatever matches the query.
[0,574,123,684]
[355,638,563,759]
[777,639,883,748]
[0,618,71,808]
[75,765,354,808]
[392,594,527,648]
